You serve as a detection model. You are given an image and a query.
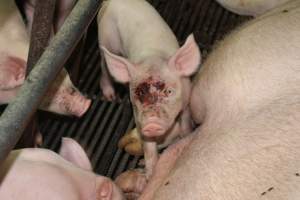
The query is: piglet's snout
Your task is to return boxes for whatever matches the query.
[142,123,165,137]
[70,95,91,117]
[62,89,91,117]
[141,116,166,137]
[140,106,169,137]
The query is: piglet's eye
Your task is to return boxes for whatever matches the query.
[165,88,175,96]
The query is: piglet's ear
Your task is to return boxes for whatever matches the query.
[59,137,92,171]
[168,34,201,77]
[101,46,133,83]
[97,179,113,200]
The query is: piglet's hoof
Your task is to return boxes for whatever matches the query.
[100,82,118,102]
[35,132,43,148]
[118,128,143,156]
[115,169,147,200]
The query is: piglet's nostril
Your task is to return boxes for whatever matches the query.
[149,112,156,117]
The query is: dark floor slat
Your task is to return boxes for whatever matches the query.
[99,97,133,176]
[87,101,118,158]
[80,99,110,147]
[92,103,124,170]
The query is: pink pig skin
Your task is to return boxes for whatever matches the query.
[0,0,91,117]
[97,0,201,178]
[215,0,291,16]
[0,138,125,200]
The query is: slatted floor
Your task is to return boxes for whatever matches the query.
[39,0,250,179]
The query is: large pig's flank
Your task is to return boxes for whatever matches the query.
[0,138,125,200]
[98,0,201,138]
[215,0,291,16]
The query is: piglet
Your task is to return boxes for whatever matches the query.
[0,0,91,117]
[0,137,125,200]
[97,0,200,177]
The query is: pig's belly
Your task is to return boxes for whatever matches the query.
[153,102,300,200]
[153,1,300,199]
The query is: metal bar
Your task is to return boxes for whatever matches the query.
[0,0,102,164]
[17,0,56,149]
[27,0,56,74]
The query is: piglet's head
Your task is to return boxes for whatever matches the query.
[101,34,201,138]
[59,138,125,200]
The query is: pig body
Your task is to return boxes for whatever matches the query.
[116,1,300,199]
[215,0,291,16]
[0,138,124,200]
[97,0,200,177]
[0,0,90,117]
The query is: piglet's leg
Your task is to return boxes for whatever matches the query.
[115,169,147,200]
[139,133,195,200]
[115,132,196,200]
[34,131,43,147]
[100,52,117,101]
[143,141,158,179]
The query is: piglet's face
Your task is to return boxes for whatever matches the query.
[130,70,183,138]
[40,68,91,117]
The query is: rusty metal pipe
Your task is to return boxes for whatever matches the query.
[27,0,56,74]
[16,0,56,149]
[0,0,101,164]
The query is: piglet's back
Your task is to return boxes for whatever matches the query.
[98,0,179,62]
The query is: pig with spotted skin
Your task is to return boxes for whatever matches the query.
[0,137,125,200]
[97,0,201,177]
[116,1,300,199]
[0,0,91,117]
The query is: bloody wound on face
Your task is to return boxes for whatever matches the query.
[135,76,170,106]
